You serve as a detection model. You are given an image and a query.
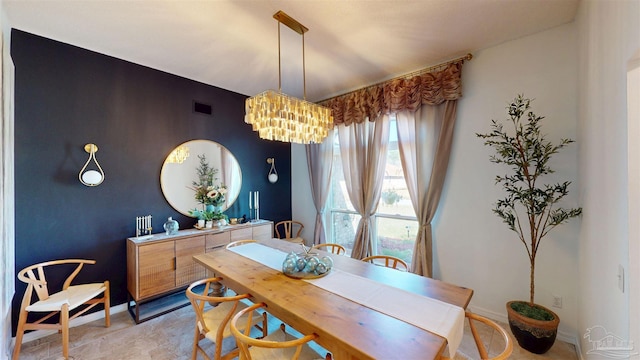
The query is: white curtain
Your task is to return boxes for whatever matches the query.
[396,101,458,277]
[305,131,335,245]
[338,115,390,259]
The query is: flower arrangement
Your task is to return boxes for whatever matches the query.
[204,210,227,221]
[189,154,228,221]
[192,154,228,206]
[189,208,227,222]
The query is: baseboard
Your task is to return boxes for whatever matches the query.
[467,304,579,346]
[13,303,128,345]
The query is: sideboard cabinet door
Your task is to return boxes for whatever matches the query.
[206,232,231,252]
[175,236,206,287]
[253,223,273,241]
[230,227,253,241]
[138,241,175,299]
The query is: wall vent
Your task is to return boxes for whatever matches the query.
[193,101,213,116]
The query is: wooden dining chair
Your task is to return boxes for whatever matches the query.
[12,259,110,360]
[442,311,513,360]
[186,277,268,360]
[230,302,332,360]
[361,255,408,271]
[226,239,257,249]
[312,243,346,255]
[274,220,304,244]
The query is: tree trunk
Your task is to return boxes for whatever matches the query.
[530,259,535,305]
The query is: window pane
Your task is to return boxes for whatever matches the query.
[375,217,418,268]
[330,211,360,256]
[330,132,355,212]
[378,118,414,217]
[327,119,419,265]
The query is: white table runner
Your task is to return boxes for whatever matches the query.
[229,243,464,355]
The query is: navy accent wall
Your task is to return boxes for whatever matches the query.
[11,29,292,331]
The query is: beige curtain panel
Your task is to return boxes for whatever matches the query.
[338,116,390,259]
[320,62,463,126]
[305,131,335,245]
[397,102,457,277]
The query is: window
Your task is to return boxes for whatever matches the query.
[327,116,418,266]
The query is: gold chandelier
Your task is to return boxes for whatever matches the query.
[166,145,190,164]
[245,10,333,144]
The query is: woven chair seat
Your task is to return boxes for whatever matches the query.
[26,283,107,312]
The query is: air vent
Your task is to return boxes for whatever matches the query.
[193,101,213,116]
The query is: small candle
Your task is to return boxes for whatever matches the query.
[249,191,253,210]
[255,191,259,209]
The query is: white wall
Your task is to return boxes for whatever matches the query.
[1,0,15,357]
[437,23,580,341]
[576,1,640,358]
[292,22,582,341]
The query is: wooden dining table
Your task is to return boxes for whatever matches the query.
[193,238,473,360]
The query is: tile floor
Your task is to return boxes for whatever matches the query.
[14,305,578,360]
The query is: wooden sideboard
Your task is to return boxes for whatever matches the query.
[126,220,273,323]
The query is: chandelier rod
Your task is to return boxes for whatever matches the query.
[273,10,309,100]
[303,31,306,100]
[278,21,281,92]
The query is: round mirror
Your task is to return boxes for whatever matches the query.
[160,140,242,217]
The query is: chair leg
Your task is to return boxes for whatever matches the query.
[61,303,70,359]
[191,324,199,360]
[11,309,28,360]
[104,280,111,327]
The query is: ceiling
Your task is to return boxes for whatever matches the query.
[3,0,579,102]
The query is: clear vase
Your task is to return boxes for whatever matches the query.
[163,217,179,235]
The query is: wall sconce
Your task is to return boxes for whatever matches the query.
[267,158,278,183]
[79,143,105,186]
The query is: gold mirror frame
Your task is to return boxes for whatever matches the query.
[160,140,242,217]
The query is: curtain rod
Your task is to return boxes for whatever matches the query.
[320,53,472,103]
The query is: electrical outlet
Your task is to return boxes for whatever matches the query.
[552,295,562,308]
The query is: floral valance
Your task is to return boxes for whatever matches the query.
[320,61,463,126]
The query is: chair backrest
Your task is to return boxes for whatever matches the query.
[17,259,97,302]
[186,277,251,353]
[442,311,513,360]
[13,259,108,360]
[227,239,257,249]
[312,243,346,255]
[230,302,319,360]
[274,221,304,239]
[361,255,408,271]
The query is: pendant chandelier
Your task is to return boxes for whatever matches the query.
[166,145,190,164]
[244,10,333,144]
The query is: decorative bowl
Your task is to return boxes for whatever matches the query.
[282,251,333,279]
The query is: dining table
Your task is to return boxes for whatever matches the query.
[193,238,473,360]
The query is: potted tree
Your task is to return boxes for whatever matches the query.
[476,94,582,354]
